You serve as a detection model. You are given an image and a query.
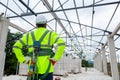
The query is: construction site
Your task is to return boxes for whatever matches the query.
[0,0,120,80]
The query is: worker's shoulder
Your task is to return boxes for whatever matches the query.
[27,28,58,35]
[49,30,59,35]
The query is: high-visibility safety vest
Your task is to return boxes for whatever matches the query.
[13,27,66,74]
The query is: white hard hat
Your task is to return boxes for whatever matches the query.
[36,15,47,24]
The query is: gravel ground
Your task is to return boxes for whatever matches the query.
[2,68,112,80]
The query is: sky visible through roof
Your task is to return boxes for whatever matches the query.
[0,0,120,61]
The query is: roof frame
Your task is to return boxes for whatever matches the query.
[7,1,120,18]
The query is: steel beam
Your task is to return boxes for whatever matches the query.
[110,22,120,37]
[19,0,37,16]
[58,18,120,36]
[0,2,35,28]
[41,0,70,37]
[7,1,120,18]
[9,22,27,33]
[102,22,120,48]
[4,19,27,33]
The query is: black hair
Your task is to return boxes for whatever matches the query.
[36,24,46,28]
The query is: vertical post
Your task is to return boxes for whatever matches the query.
[95,54,99,70]
[98,52,102,72]
[0,17,9,80]
[107,36,119,80]
[94,53,102,71]
[93,54,97,69]
[96,54,99,70]
[93,55,96,69]
[101,45,108,75]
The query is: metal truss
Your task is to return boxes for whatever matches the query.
[0,0,120,56]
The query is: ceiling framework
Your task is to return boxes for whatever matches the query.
[4,1,120,18]
[1,0,120,59]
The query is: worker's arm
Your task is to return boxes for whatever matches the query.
[51,32,66,61]
[13,34,28,63]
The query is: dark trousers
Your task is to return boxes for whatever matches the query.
[38,72,53,80]
[27,73,53,80]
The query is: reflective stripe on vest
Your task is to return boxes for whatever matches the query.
[19,39,25,46]
[13,46,21,49]
[58,42,65,46]
[54,37,59,43]
[48,31,52,46]
[27,44,52,48]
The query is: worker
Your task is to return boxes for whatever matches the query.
[13,15,66,80]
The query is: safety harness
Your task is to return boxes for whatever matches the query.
[27,30,55,80]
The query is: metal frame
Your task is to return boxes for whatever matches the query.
[1,0,119,52]
[1,1,120,79]
[0,0,120,55]
[5,1,120,18]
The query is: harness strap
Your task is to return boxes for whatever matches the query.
[31,30,49,44]
[31,30,49,51]
[38,30,49,43]
[28,44,52,48]
[27,49,54,57]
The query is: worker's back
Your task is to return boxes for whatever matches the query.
[26,27,55,74]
